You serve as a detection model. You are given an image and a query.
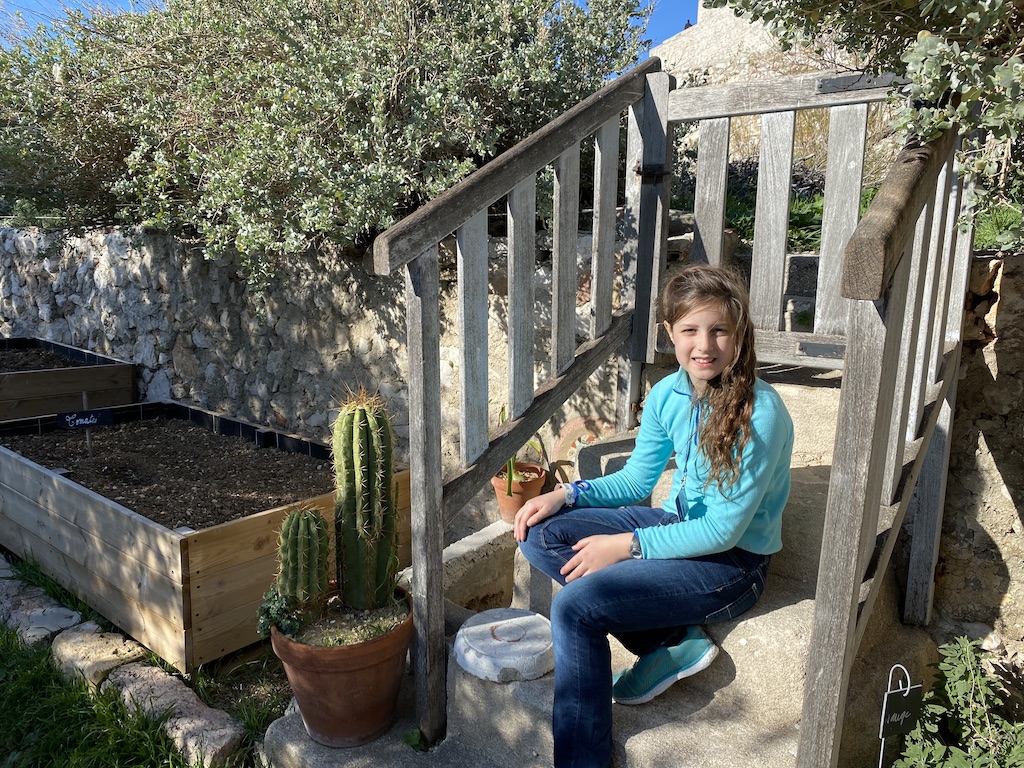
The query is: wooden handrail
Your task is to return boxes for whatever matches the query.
[372,57,662,276]
[841,127,958,301]
[666,70,892,123]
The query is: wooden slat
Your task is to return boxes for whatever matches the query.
[0,364,134,400]
[856,345,957,645]
[927,151,963,371]
[404,249,446,745]
[798,250,911,768]
[0,496,188,670]
[617,91,646,432]
[457,211,490,464]
[191,597,264,667]
[183,492,335,577]
[815,103,868,336]
[905,160,952,443]
[553,144,581,375]
[189,554,274,624]
[0,364,135,420]
[507,178,537,419]
[590,118,620,338]
[372,57,661,275]
[0,482,186,620]
[667,70,892,123]
[691,117,730,266]
[882,201,933,504]
[754,330,846,370]
[842,127,958,300]
[905,192,974,625]
[0,447,183,577]
[0,388,135,421]
[442,311,633,522]
[750,110,796,330]
[637,72,672,365]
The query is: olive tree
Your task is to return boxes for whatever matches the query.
[710,0,1023,247]
[0,0,649,281]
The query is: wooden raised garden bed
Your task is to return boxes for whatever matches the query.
[0,337,137,420]
[0,401,411,673]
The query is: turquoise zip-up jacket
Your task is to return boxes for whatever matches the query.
[577,367,794,560]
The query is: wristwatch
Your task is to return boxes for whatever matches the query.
[629,532,643,560]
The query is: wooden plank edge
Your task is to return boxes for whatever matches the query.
[841,127,958,301]
[0,511,188,669]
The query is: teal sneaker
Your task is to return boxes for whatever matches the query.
[611,625,718,705]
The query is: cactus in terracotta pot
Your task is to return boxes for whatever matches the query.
[333,390,399,611]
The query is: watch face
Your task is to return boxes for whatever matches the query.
[630,534,642,558]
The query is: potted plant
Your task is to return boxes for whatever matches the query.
[490,407,548,524]
[257,391,413,748]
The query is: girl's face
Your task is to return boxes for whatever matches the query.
[663,301,737,393]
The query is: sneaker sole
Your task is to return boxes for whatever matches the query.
[612,644,719,706]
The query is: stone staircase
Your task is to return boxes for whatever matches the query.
[262,372,939,768]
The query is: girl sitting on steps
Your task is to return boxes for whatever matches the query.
[515,264,794,768]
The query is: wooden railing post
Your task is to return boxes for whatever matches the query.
[404,246,447,745]
[797,249,911,768]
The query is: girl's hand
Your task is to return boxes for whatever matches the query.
[513,488,566,542]
[560,532,634,582]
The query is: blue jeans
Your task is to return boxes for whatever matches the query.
[518,505,771,768]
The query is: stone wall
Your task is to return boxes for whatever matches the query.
[0,227,619,535]
[932,253,1024,651]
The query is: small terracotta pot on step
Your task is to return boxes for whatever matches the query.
[491,462,547,524]
[270,589,414,748]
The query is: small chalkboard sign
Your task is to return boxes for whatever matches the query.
[878,664,924,767]
[56,410,113,430]
[879,682,923,738]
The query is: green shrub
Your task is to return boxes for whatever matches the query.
[895,637,1024,767]
[0,0,649,284]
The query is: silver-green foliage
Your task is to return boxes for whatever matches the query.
[709,0,1023,247]
[333,391,397,612]
[0,0,650,283]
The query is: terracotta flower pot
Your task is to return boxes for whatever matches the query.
[270,590,414,748]
[491,461,547,524]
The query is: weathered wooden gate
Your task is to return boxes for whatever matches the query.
[372,57,973,766]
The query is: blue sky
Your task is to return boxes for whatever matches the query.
[646,0,700,49]
[2,0,702,53]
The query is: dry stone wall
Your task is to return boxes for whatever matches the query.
[0,226,618,507]
[932,253,1024,651]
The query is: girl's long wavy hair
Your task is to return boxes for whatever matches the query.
[661,264,758,492]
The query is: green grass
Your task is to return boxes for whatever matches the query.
[0,623,196,768]
[4,550,288,766]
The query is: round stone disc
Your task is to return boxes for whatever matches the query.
[453,608,554,683]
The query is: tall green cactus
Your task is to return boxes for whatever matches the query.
[333,391,398,611]
[275,507,330,608]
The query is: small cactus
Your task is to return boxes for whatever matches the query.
[275,507,330,606]
[333,390,398,611]
[257,506,329,638]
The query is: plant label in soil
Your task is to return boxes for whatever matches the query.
[56,410,113,429]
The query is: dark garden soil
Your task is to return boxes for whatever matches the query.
[0,349,86,372]
[0,419,334,530]
[0,348,333,530]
